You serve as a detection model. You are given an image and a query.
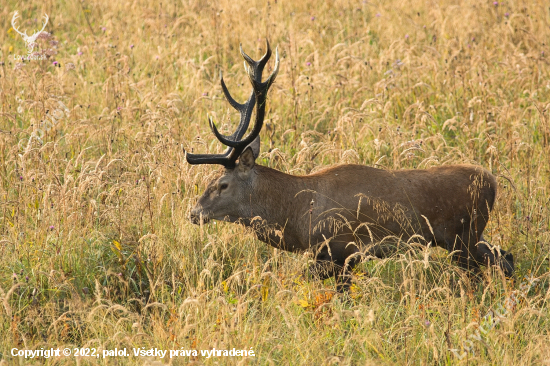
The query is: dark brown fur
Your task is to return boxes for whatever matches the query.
[190,149,514,290]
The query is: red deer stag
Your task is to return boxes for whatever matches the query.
[184,42,514,291]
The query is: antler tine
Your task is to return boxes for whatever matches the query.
[218,68,257,143]
[239,45,255,68]
[249,46,279,93]
[185,113,246,167]
[41,14,49,31]
[184,150,239,167]
[184,147,236,167]
[220,70,245,111]
[240,40,272,82]
[208,111,256,148]
[11,11,27,37]
[208,116,237,146]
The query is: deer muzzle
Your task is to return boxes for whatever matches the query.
[189,208,210,225]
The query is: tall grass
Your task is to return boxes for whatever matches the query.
[1,0,550,364]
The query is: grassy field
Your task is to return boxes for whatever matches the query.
[1,0,550,364]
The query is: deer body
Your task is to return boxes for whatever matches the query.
[192,155,512,281]
[228,163,496,255]
[185,42,514,290]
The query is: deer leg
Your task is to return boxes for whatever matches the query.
[335,274,352,293]
[307,240,360,292]
[365,241,400,259]
[307,261,339,281]
[449,234,482,276]
[334,240,361,292]
[306,245,339,281]
[476,236,515,277]
[334,255,361,293]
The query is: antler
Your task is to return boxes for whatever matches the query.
[28,14,49,43]
[184,40,280,168]
[11,12,49,42]
[37,14,49,35]
[11,11,28,38]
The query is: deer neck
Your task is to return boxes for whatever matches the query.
[241,165,315,251]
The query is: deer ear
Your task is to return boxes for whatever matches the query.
[238,146,256,173]
[247,136,260,159]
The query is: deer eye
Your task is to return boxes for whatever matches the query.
[219,183,228,191]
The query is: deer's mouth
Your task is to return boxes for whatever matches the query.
[189,211,211,225]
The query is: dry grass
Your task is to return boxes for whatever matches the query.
[1,0,550,364]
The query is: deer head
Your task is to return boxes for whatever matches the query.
[185,40,279,224]
[11,11,49,55]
